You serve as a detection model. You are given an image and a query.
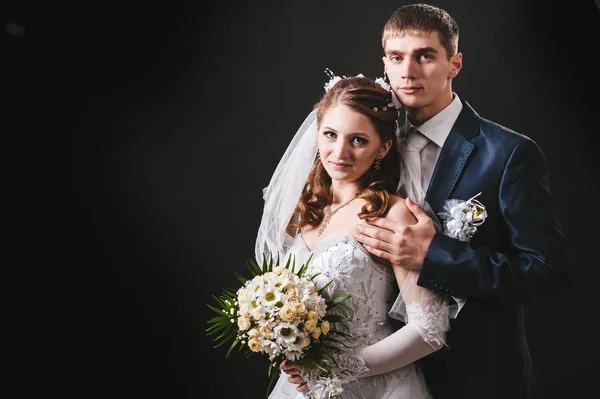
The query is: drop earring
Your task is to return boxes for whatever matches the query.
[373,156,382,171]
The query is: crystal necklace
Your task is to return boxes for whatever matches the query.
[317,192,360,237]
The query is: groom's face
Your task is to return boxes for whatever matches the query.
[382,31,462,119]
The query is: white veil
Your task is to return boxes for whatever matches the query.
[254,108,319,263]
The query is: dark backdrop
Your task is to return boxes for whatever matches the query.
[5,0,599,398]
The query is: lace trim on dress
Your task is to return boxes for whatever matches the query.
[406,302,450,348]
[302,353,413,399]
[297,234,373,260]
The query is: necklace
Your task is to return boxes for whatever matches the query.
[317,192,360,237]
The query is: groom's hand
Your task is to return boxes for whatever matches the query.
[355,197,436,270]
[279,360,308,392]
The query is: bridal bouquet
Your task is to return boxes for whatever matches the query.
[207,253,351,398]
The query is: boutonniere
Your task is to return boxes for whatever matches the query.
[437,192,488,242]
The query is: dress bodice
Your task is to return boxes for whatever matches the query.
[287,234,398,346]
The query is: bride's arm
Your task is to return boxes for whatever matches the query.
[351,196,451,378]
[353,271,448,377]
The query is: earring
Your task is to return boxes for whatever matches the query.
[373,156,382,171]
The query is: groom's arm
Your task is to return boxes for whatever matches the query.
[417,138,573,303]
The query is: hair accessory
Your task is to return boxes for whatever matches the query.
[324,68,346,92]
[374,76,391,92]
[322,68,400,113]
[323,68,391,97]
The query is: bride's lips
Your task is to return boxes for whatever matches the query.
[399,86,423,94]
[329,161,351,169]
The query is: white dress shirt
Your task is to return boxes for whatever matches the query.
[403,93,463,193]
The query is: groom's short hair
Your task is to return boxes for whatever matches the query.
[382,3,459,60]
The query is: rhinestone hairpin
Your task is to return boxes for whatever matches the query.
[373,103,395,112]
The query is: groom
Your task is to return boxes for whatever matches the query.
[352,3,573,399]
[283,3,573,399]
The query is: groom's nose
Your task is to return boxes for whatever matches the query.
[401,58,419,80]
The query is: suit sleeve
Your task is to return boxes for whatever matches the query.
[417,138,573,302]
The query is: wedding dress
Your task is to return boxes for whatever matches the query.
[268,233,449,399]
[257,100,462,399]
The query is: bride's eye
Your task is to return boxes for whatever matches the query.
[352,137,367,145]
[324,131,336,139]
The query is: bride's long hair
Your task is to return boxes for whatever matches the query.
[287,77,401,233]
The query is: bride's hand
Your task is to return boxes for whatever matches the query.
[280,360,308,392]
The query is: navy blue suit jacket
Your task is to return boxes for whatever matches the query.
[410,101,573,399]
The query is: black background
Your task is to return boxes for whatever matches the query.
[4,0,599,398]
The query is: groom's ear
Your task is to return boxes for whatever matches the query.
[449,52,463,78]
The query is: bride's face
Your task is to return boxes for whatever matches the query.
[317,104,391,184]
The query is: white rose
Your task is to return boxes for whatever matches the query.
[303,319,317,333]
[311,327,322,340]
[279,303,297,322]
[237,315,251,331]
[259,325,272,336]
[454,211,467,222]
[247,338,262,353]
[446,219,463,232]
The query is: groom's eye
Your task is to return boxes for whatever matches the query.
[418,53,434,62]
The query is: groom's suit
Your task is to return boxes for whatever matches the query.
[407,101,573,399]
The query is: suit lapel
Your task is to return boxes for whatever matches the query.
[425,102,480,214]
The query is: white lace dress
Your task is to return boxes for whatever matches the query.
[268,234,445,399]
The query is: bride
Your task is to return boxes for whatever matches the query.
[255,73,460,399]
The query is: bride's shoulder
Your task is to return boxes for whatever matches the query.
[387,193,406,209]
[386,194,417,225]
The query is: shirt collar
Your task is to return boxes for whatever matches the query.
[404,93,463,147]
